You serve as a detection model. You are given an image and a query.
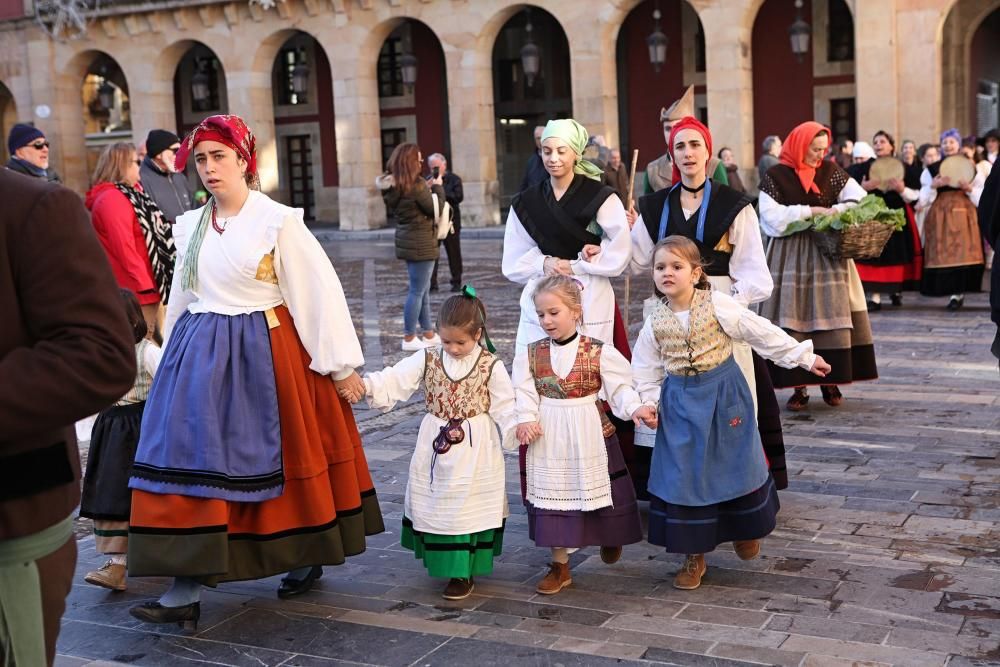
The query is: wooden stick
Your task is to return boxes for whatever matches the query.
[623,149,639,330]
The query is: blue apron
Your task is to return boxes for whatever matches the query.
[648,356,769,506]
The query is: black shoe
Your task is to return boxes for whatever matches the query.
[947,296,964,311]
[277,566,323,599]
[866,300,881,312]
[429,284,440,293]
[890,293,902,307]
[450,284,462,293]
[129,601,200,631]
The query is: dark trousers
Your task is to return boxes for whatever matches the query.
[431,222,463,289]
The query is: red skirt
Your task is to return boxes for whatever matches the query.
[855,205,923,293]
[128,305,384,584]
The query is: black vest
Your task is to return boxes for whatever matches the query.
[760,161,848,208]
[511,175,616,260]
[845,158,919,210]
[637,180,752,276]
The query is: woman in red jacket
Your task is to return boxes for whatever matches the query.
[87,142,175,337]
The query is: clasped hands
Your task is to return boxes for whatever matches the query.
[516,406,658,446]
[543,244,602,277]
[335,371,365,403]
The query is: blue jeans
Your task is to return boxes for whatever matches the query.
[404,260,434,336]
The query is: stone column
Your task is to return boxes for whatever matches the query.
[562,3,621,145]
[224,66,280,196]
[854,0,900,141]
[895,3,949,142]
[699,0,756,178]
[439,35,500,228]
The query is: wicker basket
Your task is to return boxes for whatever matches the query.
[810,220,895,261]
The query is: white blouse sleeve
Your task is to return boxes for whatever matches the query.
[142,341,164,377]
[712,292,816,369]
[486,361,520,451]
[571,195,631,278]
[727,204,773,306]
[276,213,364,380]
[970,168,987,207]
[629,215,655,275]
[162,215,198,343]
[501,207,546,285]
[363,350,426,412]
[758,191,812,237]
[831,178,867,213]
[631,318,665,405]
[599,345,642,420]
[511,345,540,424]
[918,168,936,209]
[901,187,920,204]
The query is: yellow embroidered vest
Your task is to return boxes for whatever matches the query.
[423,347,497,420]
[651,288,732,375]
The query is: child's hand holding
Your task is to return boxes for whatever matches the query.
[335,371,366,403]
[516,422,543,446]
[631,405,657,429]
[809,355,831,377]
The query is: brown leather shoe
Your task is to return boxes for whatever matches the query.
[787,387,809,411]
[600,546,622,564]
[535,561,572,595]
[442,578,474,600]
[734,539,761,561]
[821,385,843,407]
[673,554,706,590]
[84,560,127,592]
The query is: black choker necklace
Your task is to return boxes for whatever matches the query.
[680,181,706,194]
[553,331,579,346]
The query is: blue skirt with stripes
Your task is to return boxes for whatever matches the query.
[647,475,779,554]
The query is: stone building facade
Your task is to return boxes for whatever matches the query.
[0,0,998,230]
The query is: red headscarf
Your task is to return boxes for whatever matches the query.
[174,114,257,179]
[779,121,831,195]
[667,116,713,186]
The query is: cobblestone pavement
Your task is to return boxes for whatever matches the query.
[58,238,1000,667]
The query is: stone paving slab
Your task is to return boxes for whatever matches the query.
[59,240,1000,666]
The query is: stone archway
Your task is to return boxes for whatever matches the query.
[491,5,571,207]
[173,42,229,135]
[941,0,1000,134]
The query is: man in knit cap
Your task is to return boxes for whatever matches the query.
[139,129,193,224]
[6,124,61,183]
[642,86,727,194]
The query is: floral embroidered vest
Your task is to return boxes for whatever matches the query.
[527,335,615,437]
[423,347,498,420]
[651,288,732,375]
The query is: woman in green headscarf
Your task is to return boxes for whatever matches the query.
[501,118,632,353]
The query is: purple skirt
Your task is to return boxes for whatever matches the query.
[522,434,643,548]
[648,476,780,554]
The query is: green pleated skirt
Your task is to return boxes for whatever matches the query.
[401,516,504,579]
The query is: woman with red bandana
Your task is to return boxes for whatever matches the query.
[629,117,788,494]
[757,121,877,411]
[126,115,384,629]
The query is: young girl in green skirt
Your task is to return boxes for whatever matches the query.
[359,288,518,599]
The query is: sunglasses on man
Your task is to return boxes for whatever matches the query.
[30,141,50,150]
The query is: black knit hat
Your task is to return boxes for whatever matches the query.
[146,129,180,160]
[7,123,45,154]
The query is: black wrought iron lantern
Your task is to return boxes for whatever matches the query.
[520,14,540,87]
[191,60,212,107]
[788,0,810,62]
[96,78,115,112]
[400,51,418,91]
[290,52,310,97]
[647,8,668,73]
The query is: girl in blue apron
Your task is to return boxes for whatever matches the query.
[631,236,830,590]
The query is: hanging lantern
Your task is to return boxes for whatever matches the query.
[788,0,810,62]
[647,8,668,73]
[520,16,540,87]
[400,51,418,91]
[290,51,310,98]
[96,78,115,112]
[191,60,212,107]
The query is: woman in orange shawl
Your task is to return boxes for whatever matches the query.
[756,121,878,411]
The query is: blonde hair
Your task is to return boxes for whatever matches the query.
[532,274,584,319]
[652,235,711,290]
[91,142,136,186]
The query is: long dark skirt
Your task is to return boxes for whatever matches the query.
[521,434,643,549]
[648,476,780,555]
[80,402,145,521]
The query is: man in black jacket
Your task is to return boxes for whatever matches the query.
[978,164,1000,364]
[5,124,61,183]
[428,153,464,292]
[139,129,193,224]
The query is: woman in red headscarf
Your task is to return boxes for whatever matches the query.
[757,121,877,411]
[126,115,384,629]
